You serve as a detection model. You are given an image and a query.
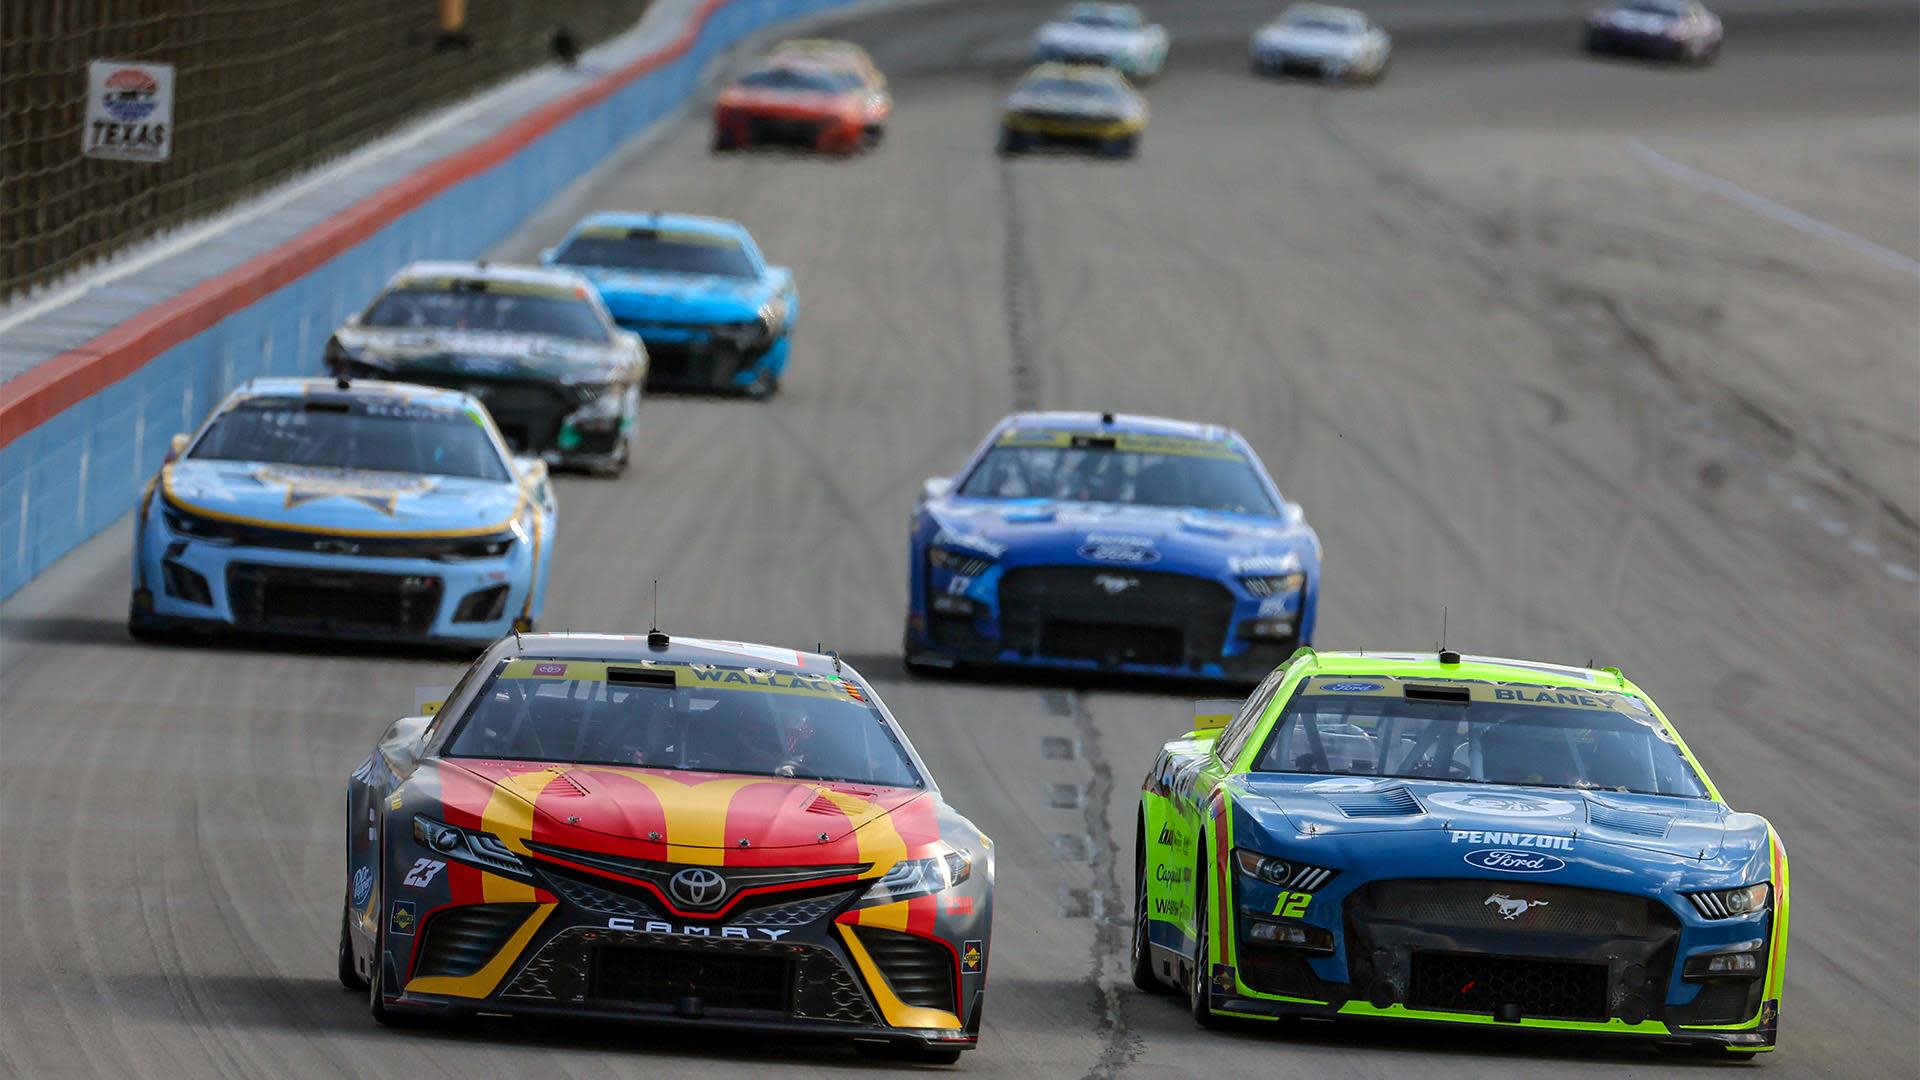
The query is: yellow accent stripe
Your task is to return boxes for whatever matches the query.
[836,924,962,1030]
[477,772,547,903]
[404,903,555,998]
[603,772,763,865]
[160,469,525,540]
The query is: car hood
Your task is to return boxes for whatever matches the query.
[1255,27,1365,55]
[1229,774,1734,862]
[333,326,621,379]
[162,458,523,535]
[1004,89,1136,119]
[719,88,855,114]
[570,269,771,324]
[444,759,930,852]
[924,497,1314,576]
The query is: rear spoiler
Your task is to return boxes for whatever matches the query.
[1192,699,1239,732]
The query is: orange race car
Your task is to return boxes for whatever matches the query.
[713,59,891,155]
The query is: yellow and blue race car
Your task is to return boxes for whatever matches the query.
[1135,649,1788,1057]
[129,377,556,649]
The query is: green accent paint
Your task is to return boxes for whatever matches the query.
[555,424,582,451]
[1337,1002,1674,1035]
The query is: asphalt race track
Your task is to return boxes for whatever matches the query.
[3,0,1916,1076]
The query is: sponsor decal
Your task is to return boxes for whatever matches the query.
[1093,573,1139,595]
[389,899,418,936]
[962,940,983,974]
[1256,594,1300,618]
[403,858,447,888]
[605,916,788,941]
[1228,553,1301,575]
[351,866,374,909]
[1449,830,1574,851]
[1485,893,1549,920]
[84,61,174,162]
[1321,681,1382,693]
[533,662,568,676]
[1078,533,1159,564]
[1463,849,1567,874]
[1273,892,1311,918]
[1427,791,1577,818]
[668,867,727,909]
[1492,687,1609,708]
[930,528,1007,558]
[1210,963,1236,994]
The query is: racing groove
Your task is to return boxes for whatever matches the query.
[2,1,1916,1077]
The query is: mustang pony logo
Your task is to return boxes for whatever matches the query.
[1485,893,1549,920]
[252,466,437,515]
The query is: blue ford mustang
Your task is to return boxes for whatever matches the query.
[904,412,1321,684]
[543,212,796,398]
[129,377,557,649]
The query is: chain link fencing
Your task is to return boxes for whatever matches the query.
[2,0,653,301]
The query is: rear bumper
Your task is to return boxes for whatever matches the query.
[621,325,789,394]
[1585,28,1692,57]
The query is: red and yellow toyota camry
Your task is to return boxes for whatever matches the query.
[340,632,992,1063]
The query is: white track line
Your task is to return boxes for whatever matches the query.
[1628,137,1920,280]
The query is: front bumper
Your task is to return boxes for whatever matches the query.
[617,319,788,394]
[1252,48,1354,78]
[907,559,1309,684]
[716,109,863,152]
[131,503,537,646]
[1586,27,1692,58]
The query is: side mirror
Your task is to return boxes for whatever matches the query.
[380,714,433,775]
[1284,501,1305,527]
[618,330,644,351]
[165,433,190,463]
[539,246,559,265]
[922,476,954,502]
[342,312,361,326]
[512,454,548,480]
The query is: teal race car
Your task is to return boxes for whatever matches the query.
[1133,649,1789,1056]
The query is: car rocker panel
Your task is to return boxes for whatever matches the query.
[1135,652,1787,1053]
[344,636,992,1055]
[130,379,554,646]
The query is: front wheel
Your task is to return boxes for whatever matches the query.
[1188,854,1223,1027]
[1132,827,1171,993]
[1103,135,1139,159]
[338,907,367,991]
[997,128,1025,156]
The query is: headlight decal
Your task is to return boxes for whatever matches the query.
[1686,882,1770,919]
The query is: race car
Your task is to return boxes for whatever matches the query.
[1134,649,1789,1056]
[904,412,1320,683]
[129,377,556,648]
[998,64,1148,158]
[712,58,890,154]
[544,213,796,398]
[1585,0,1722,62]
[341,632,994,1064]
[1250,4,1392,82]
[1030,2,1168,81]
[324,261,647,473]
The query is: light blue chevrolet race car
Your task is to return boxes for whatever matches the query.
[543,212,796,398]
[905,411,1320,684]
[129,377,556,649]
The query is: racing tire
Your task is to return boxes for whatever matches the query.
[856,1042,964,1065]
[1103,135,1139,160]
[997,129,1026,157]
[338,906,368,991]
[740,367,779,400]
[1188,852,1225,1028]
[127,617,177,644]
[865,125,885,148]
[712,126,740,153]
[1131,825,1172,994]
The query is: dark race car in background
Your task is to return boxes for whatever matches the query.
[1585,0,1722,62]
[905,411,1320,684]
[342,633,993,1064]
[545,213,797,398]
[325,262,646,474]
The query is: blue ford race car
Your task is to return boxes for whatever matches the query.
[544,212,796,398]
[129,377,557,649]
[904,412,1320,684]
[1135,650,1789,1056]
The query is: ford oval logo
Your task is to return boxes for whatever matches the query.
[1078,541,1158,564]
[669,867,727,908]
[1464,848,1566,874]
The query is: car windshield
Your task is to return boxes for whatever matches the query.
[361,285,609,343]
[959,433,1278,514]
[1252,678,1709,797]
[189,395,509,481]
[1020,77,1128,103]
[1067,6,1139,29]
[447,660,924,788]
[1620,1,1684,14]
[552,229,758,279]
[1287,15,1357,33]
[738,66,861,92]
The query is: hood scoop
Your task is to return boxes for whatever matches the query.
[1586,800,1672,837]
[1324,786,1424,818]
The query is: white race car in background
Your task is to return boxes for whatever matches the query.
[1250,4,1391,83]
[1030,2,1169,82]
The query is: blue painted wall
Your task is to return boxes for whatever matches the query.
[0,0,848,599]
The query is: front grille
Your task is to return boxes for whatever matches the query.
[523,842,867,915]
[999,567,1235,669]
[452,584,509,623]
[414,904,535,979]
[226,563,441,635]
[1689,980,1758,1024]
[166,504,510,559]
[641,341,757,391]
[540,869,662,919]
[854,927,955,1014]
[592,945,791,1011]
[1238,946,1346,1001]
[1409,952,1609,1022]
[1350,880,1670,938]
[747,117,827,146]
[733,891,854,928]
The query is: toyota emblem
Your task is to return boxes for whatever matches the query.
[669,867,727,908]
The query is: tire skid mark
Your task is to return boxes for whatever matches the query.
[1063,691,1139,1080]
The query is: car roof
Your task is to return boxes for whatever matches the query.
[385,260,591,291]
[231,376,478,412]
[994,410,1238,444]
[501,632,851,676]
[1298,650,1640,693]
[569,211,749,239]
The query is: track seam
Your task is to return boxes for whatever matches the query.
[1068,691,1139,1079]
[999,160,1043,411]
